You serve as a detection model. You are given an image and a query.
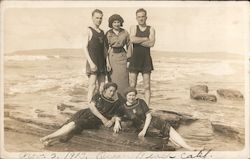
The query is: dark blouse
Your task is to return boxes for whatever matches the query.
[120,98,150,129]
[91,93,125,118]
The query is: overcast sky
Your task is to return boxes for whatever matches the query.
[3,2,249,54]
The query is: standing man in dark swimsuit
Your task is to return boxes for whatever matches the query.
[128,8,156,106]
[84,9,107,103]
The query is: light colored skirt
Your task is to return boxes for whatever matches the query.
[109,51,129,97]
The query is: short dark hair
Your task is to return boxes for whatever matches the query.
[103,82,118,91]
[108,14,124,28]
[136,8,147,16]
[123,87,137,98]
[92,9,103,17]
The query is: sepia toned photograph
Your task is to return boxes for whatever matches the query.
[0,1,249,159]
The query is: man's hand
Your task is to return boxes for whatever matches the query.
[126,62,130,68]
[90,63,97,72]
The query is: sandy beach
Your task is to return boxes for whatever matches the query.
[3,49,245,151]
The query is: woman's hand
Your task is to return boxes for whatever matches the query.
[138,113,152,138]
[113,120,121,133]
[138,129,147,137]
[107,63,112,72]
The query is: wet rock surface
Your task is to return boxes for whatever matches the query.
[211,121,244,144]
[4,98,244,151]
[217,89,244,100]
[190,85,217,102]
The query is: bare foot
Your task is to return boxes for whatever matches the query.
[42,140,53,147]
[40,137,53,147]
[40,137,47,143]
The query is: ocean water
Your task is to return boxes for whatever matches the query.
[4,49,246,151]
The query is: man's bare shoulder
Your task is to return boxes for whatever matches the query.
[83,27,92,34]
[149,26,155,31]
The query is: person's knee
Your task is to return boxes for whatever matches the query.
[89,75,97,85]
[144,83,150,91]
[129,74,137,87]
[99,84,104,93]
[130,81,136,88]
[89,80,96,88]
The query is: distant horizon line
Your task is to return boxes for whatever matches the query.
[5,48,245,56]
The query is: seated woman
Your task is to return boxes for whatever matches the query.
[114,87,200,151]
[40,82,124,146]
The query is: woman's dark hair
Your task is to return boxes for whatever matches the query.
[123,87,137,97]
[108,14,124,28]
[92,9,103,17]
[103,82,118,91]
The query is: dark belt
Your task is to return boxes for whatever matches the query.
[112,47,124,53]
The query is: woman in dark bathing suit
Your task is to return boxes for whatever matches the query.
[40,82,123,146]
[117,87,200,151]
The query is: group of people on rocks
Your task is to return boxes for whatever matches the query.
[40,8,199,151]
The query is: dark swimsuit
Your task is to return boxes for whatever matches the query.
[120,98,170,141]
[60,93,124,141]
[86,27,106,76]
[128,25,154,73]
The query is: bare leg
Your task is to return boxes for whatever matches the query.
[97,74,105,94]
[40,122,76,144]
[169,127,199,151]
[129,72,138,88]
[142,73,151,106]
[87,74,97,103]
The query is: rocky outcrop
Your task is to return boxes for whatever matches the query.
[5,110,185,151]
[211,121,244,144]
[4,101,244,151]
[190,85,217,102]
[177,119,214,141]
[217,89,244,100]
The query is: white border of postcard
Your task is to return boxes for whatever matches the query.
[0,1,249,159]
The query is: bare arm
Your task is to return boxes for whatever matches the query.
[130,25,148,44]
[125,32,133,61]
[140,27,156,47]
[83,28,96,68]
[104,33,112,71]
[138,112,152,137]
[89,102,107,123]
[106,54,112,72]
